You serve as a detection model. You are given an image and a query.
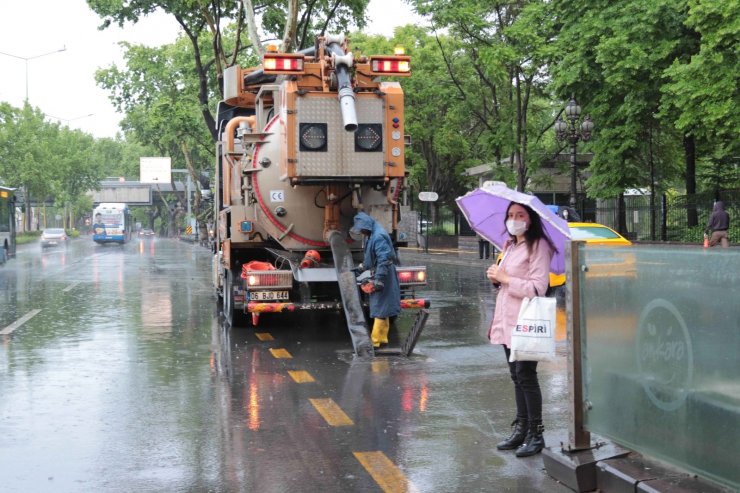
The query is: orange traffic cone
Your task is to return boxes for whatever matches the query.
[703,235,709,248]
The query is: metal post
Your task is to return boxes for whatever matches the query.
[186,173,192,217]
[570,141,578,210]
[425,202,430,254]
[566,240,590,451]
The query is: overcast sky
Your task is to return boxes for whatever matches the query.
[0,0,424,139]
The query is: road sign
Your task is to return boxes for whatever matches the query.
[418,191,438,202]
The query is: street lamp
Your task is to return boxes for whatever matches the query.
[45,113,94,127]
[555,95,594,211]
[0,46,67,102]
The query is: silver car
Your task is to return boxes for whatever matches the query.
[40,228,69,248]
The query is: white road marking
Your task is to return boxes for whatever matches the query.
[63,281,81,292]
[1,309,42,335]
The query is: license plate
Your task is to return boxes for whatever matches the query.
[249,291,289,301]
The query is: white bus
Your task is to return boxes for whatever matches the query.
[92,203,132,245]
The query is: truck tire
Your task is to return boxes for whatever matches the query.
[223,268,235,326]
[223,269,248,327]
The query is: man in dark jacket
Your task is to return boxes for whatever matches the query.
[705,201,730,248]
[351,212,401,347]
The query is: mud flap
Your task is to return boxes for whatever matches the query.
[327,231,375,358]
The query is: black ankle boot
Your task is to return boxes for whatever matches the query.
[496,418,528,450]
[515,421,545,457]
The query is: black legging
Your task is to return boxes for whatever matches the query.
[503,345,542,423]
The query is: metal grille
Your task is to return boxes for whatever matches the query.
[294,97,385,177]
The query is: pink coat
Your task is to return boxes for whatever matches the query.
[488,239,553,347]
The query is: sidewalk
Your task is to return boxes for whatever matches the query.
[401,244,736,493]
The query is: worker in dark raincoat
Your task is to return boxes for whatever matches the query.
[351,212,401,347]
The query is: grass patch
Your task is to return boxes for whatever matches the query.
[16,232,41,245]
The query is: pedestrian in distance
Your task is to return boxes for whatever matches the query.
[478,234,490,260]
[705,200,730,248]
[486,201,556,457]
[351,212,401,348]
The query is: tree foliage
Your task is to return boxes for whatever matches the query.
[0,102,153,229]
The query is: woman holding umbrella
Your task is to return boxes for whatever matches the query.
[486,201,556,457]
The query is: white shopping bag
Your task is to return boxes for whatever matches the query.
[509,296,556,362]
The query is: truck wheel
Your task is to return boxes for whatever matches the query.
[224,269,248,328]
[223,269,235,326]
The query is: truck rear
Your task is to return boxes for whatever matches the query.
[213,34,428,356]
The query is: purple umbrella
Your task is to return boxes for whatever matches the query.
[456,181,571,274]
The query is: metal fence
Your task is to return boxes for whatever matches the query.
[431,190,738,245]
[588,190,739,243]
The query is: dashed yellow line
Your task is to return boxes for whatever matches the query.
[353,451,418,493]
[255,332,274,341]
[309,398,353,426]
[288,370,315,383]
[269,348,292,359]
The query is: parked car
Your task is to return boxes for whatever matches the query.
[40,228,69,249]
[139,228,155,237]
[553,222,633,287]
[496,222,633,287]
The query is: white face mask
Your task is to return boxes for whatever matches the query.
[506,219,528,236]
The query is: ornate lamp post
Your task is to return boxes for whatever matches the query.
[555,96,594,210]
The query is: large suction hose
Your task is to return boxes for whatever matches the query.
[325,35,358,132]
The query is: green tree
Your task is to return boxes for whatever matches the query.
[550,0,692,230]
[96,38,218,236]
[662,0,740,197]
[88,0,372,140]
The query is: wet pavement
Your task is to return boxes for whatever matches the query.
[0,238,572,492]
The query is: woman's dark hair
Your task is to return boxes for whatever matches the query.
[505,202,558,255]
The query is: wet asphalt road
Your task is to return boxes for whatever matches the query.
[0,237,572,492]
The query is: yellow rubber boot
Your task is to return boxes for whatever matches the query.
[371,318,390,347]
[379,317,390,344]
[371,318,389,347]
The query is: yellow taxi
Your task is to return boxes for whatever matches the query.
[550,222,633,287]
[496,222,633,287]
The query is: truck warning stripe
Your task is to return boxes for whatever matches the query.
[288,370,315,383]
[353,451,418,493]
[309,398,354,426]
[255,332,274,341]
[269,348,292,359]
[1,309,42,335]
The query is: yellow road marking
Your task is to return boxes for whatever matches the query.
[288,370,315,383]
[309,398,353,426]
[255,332,274,341]
[353,451,418,493]
[269,348,292,359]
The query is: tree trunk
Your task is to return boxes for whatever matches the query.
[242,0,265,58]
[617,192,627,236]
[282,0,299,52]
[683,134,698,227]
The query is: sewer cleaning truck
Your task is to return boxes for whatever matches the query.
[212,34,429,357]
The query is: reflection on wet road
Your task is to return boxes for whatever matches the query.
[0,239,570,492]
